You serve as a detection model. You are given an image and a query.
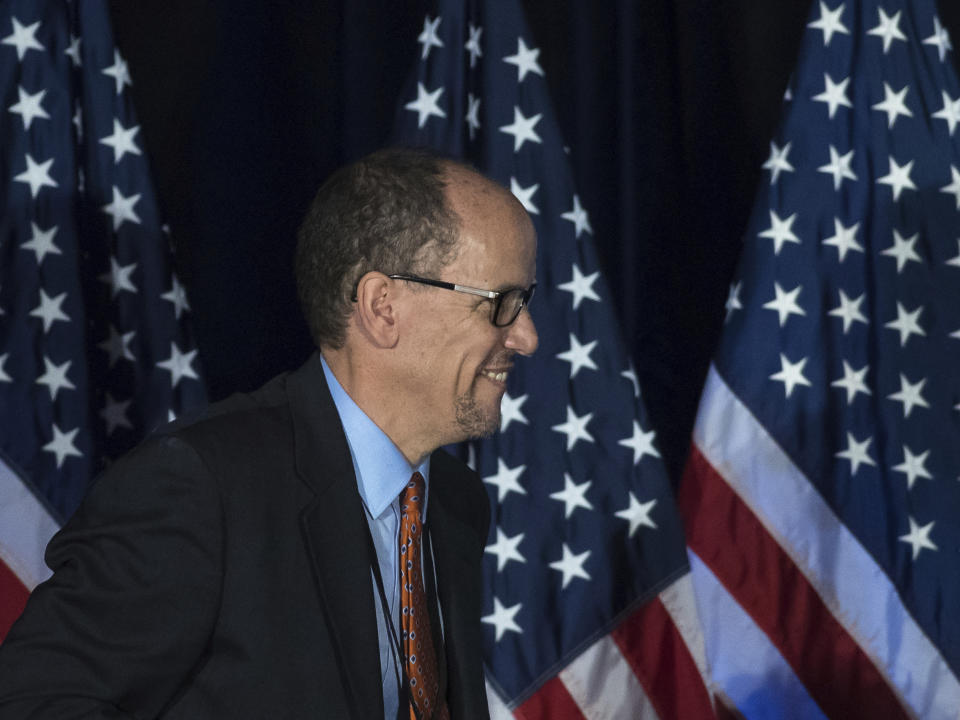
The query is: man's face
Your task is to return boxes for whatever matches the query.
[400,176,538,447]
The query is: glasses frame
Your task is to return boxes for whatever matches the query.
[387,273,536,327]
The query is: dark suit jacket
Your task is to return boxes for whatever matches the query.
[0,353,491,719]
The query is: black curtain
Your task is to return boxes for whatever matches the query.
[108,0,960,480]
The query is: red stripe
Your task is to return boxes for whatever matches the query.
[0,557,30,643]
[514,675,586,720]
[612,600,715,719]
[678,446,909,720]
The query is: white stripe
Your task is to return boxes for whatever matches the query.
[559,633,659,720]
[485,678,515,720]
[0,457,58,590]
[694,365,960,720]
[688,550,828,720]
[658,573,714,703]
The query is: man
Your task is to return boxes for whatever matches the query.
[0,147,539,719]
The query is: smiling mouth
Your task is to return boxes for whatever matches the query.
[480,368,510,383]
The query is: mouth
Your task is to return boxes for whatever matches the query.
[479,367,511,384]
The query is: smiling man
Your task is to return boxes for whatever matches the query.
[0,148,538,720]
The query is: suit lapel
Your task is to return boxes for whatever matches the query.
[288,353,383,720]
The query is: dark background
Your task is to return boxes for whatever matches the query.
[107,1,960,481]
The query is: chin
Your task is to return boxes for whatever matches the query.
[454,395,500,440]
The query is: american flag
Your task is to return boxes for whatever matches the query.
[0,0,206,640]
[394,1,715,717]
[680,0,960,717]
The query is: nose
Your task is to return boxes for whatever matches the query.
[504,307,538,356]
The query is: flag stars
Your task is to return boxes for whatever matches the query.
[35,357,76,401]
[465,93,481,140]
[946,239,960,268]
[464,23,482,68]
[485,528,525,572]
[550,474,594,518]
[161,276,191,318]
[404,82,446,128]
[510,177,539,214]
[621,367,641,397]
[30,289,70,333]
[763,282,806,327]
[99,119,142,163]
[14,153,57,198]
[759,210,801,254]
[813,74,852,118]
[561,195,593,238]
[417,15,443,60]
[872,83,912,128]
[885,302,925,346]
[618,420,660,465]
[557,264,600,310]
[877,157,916,201]
[818,146,857,190]
[924,16,953,62]
[98,325,136,367]
[8,86,49,129]
[64,34,81,66]
[1,17,44,60]
[99,257,138,297]
[21,222,61,264]
[725,281,743,322]
[808,2,849,46]
[887,374,929,418]
[43,423,82,468]
[101,393,134,436]
[102,185,142,230]
[932,91,960,135]
[881,230,922,273]
[835,433,876,475]
[482,597,522,641]
[549,544,591,589]
[557,333,598,378]
[156,342,200,388]
[499,392,528,432]
[615,494,658,537]
[940,166,960,209]
[499,105,542,152]
[899,517,937,560]
[893,446,933,490]
[823,218,863,262]
[763,141,794,184]
[828,290,868,333]
[770,353,812,398]
[483,458,527,502]
[831,361,871,403]
[102,49,132,94]
[551,405,594,451]
[867,8,907,54]
[0,354,10,383]
[503,37,544,82]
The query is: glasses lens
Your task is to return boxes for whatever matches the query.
[494,288,526,326]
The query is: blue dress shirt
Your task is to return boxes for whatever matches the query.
[321,356,430,720]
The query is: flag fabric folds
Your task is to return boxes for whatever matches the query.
[0,0,206,640]
[394,1,714,718]
[680,0,960,717]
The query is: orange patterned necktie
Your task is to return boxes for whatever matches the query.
[399,472,449,720]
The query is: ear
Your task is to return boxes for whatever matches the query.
[354,271,400,348]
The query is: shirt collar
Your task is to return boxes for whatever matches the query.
[321,354,430,519]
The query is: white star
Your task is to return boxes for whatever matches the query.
[1,17,44,60]
[98,325,136,367]
[64,33,81,66]
[946,239,960,268]
[621,367,640,397]
[30,289,70,333]
[561,194,593,238]
[887,374,929,418]
[881,229,922,273]
[558,264,600,310]
[828,289,868,334]
[872,83,912,128]
[503,37,544,82]
[43,423,82,468]
[8,85,49,129]
[941,166,960,209]
[758,210,801,254]
[813,73,852,118]
[763,282,806,327]
[763,141,794,184]
[0,354,10,383]
[899,517,937,560]
[14,153,57,198]
[73,104,83,140]
[549,543,591,589]
[156,342,200,388]
[21,222,61,264]
[485,528,525,571]
[509,177,539,214]
[885,302,925,346]
[835,432,876,475]
[808,2,849,46]
[99,119,142,163]
[822,218,863,262]
[724,281,743,322]
[101,393,134,436]
[499,392,528,432]
[404,82,446,128]
[817,145,857,190]
[551,405,594,451]
[464,23,482,68]
[499,106,542,152]
[830,360,871,404]
[102,185,142,230]
[932,91,960,135]
[615,494,658,537]
[102,49,132,94]
[557,333,598,378]
[770,353,812,398]
[417,14,443,59]
[867,8,907,54]
[550,474,594,519]
[618,420,660,465]
[99,257,138,297]
[465,93,480,140]
[482,597,522,641]
[36,357,75,401]
[161,276,191,318]
[483,458,527,502]
[924,16,953,62]
[893,446,933,490]
[877,157,916,201]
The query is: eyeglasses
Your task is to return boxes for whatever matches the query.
[388,273,536,327]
